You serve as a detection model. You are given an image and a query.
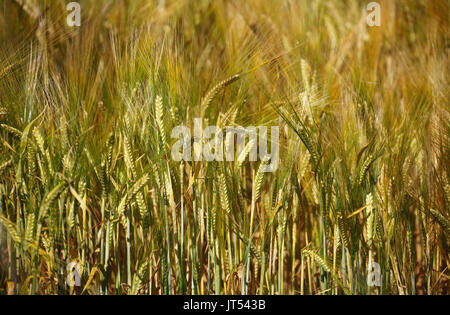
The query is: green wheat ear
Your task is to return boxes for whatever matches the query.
[123,135,137,179]
[116,194,128,229]
[131,260,149,294]
[336,208,349,249]
[302,248,331,272]
[219,174,231,215]
[375,208,385,244]
[24,212,36,242]
[302,247,350,294]
[1,123,22,138]
[0,216,21,244]
[0,159,12,174]
[358,155,375,185]
[430,209,450,236]
[155,95,167,149]
[130,174,151,227]
[254,162,266,202]
[106,132,115,174]
[38,182,66,219]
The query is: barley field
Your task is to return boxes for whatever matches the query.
[0,0,448,295]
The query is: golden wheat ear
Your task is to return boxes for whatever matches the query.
[201,74,240,116]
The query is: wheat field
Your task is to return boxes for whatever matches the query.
[0,0,448,295]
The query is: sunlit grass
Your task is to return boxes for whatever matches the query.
[0,0,448,295]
